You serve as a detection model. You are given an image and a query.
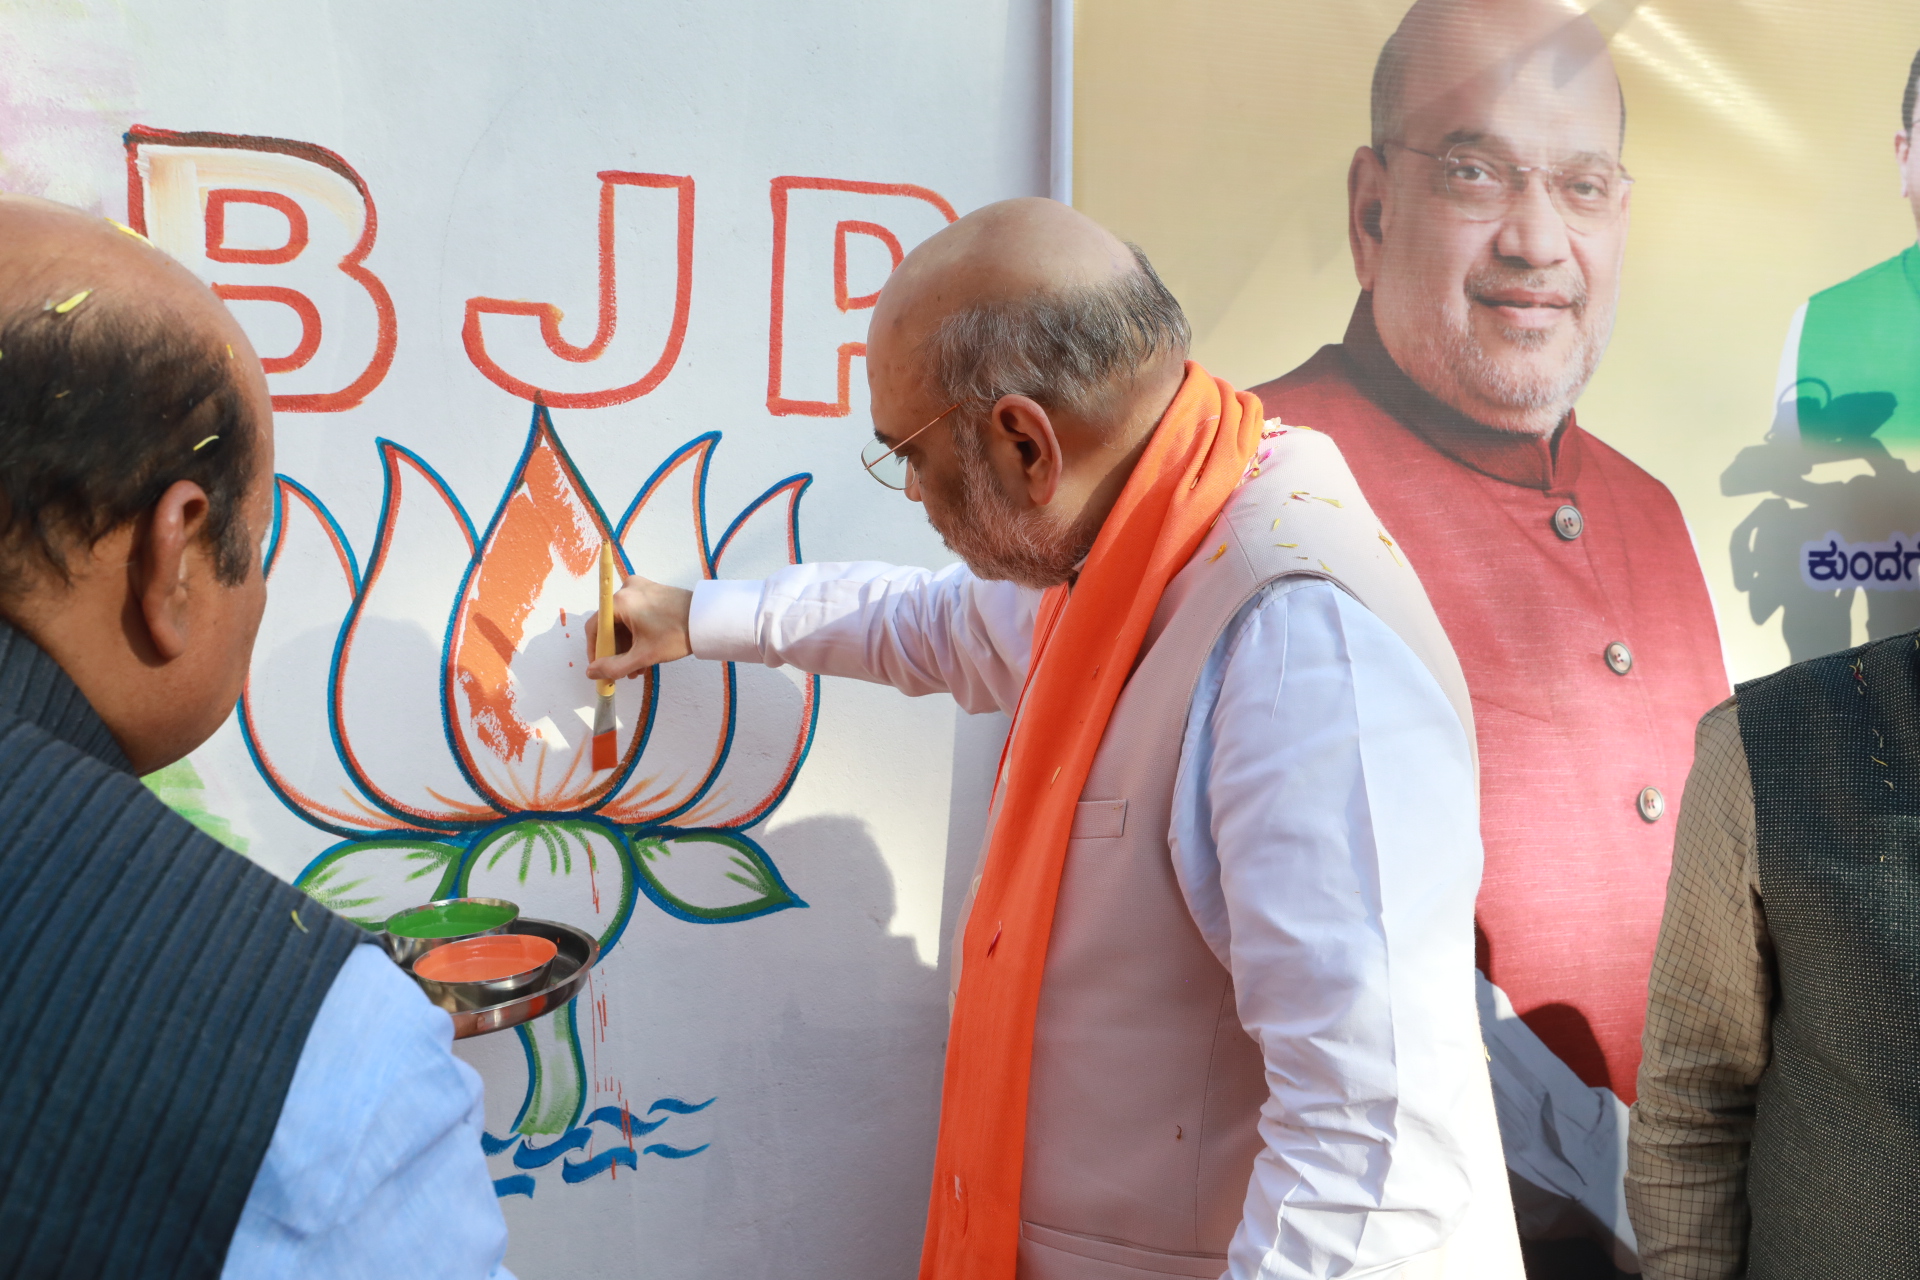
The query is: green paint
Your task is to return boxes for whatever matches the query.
[385,899,517,939]
[142,758,248,855]
[455,818,638,948]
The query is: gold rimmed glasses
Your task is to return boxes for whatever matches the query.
[860,401,962,491]
[1382,141,1633,233]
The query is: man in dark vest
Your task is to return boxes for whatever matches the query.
[1627,633,1920,1276]
[0,195,513,1277]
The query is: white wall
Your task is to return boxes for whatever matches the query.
[2,2,1044,1274]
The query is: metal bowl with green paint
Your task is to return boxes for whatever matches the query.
[380,897,520,968]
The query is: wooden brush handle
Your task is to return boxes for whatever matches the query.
[597,543,617,696]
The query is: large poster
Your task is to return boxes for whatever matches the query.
[1077,1,1920,1273]
[2,3,1046,1276]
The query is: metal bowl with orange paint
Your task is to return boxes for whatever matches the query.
[411,932,558,1012]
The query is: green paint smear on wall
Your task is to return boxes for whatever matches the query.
[142,758,249,855]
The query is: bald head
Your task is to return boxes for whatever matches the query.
[1371,0,1622,155]
[871,198,1139,347]
[0,194,240,337]
[867,198,1190,440]
[858,199,1189,587]
[0,194,268,597]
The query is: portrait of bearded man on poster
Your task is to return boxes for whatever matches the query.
[1249,0,1730,1272]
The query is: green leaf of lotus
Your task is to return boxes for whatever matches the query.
[454,817,637,950]
[631,831,806,923]
[294,837,465,929]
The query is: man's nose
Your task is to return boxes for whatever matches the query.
[1493,176,1572,267]
[904,462,924,504]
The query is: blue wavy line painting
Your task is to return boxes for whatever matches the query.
[240,404,815,1195]
[514,1128,595,1169]
[487,1096,719,1186]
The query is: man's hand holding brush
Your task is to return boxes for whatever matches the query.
[585,573,695,681]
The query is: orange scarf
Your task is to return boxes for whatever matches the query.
[918,363,1262,1278]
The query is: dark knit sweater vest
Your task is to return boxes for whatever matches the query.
[0,624,362,1278]
[1735,631,1920,1277]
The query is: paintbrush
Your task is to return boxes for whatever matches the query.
[591,542,618,773]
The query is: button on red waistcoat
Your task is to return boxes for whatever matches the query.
[1249,298,1730,1102]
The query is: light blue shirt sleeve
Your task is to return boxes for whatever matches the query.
[222,943,515,1279]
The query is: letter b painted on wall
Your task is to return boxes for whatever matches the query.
[126,126,396,413]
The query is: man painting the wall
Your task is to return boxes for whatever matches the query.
[0,195,512,1278]
[593,196,1523,1279]
[1246,1,1730,1271]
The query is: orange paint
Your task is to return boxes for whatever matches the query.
[414,933,556,983]
[453,417,606,768]
[832,219,904,311]
[205,188,309,265]
[212,284,321,373]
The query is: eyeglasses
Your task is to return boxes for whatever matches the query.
[860,402,962,491]
[1382,141,1633,233]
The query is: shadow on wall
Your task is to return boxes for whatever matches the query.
[1725,382,1920,663]
[702,708,1005,1277]
[691,810,949,1277]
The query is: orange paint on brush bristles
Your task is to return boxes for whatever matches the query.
[414,933,556,982]
[591,542,618,772]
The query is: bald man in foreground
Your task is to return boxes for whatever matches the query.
[0,196,511,1277]
[593,198,1522,1278]
[1248,2,1728,1270]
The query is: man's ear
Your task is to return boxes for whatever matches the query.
[985,394,1063,508]
[1349,145,1389,291]
[136,480,212,662]
[1899,130,1914,199]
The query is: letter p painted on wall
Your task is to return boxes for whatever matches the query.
[766,177,957,417]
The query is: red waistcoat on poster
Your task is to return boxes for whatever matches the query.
[1250,296,1730,1102]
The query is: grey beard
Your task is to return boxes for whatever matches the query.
[1411,268,1609,430]
[935,428,1103,588]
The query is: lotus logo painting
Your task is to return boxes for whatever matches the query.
[241,403,818,1193]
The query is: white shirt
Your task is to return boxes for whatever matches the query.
[692,560,1488,1279]
[223,945,514,1279]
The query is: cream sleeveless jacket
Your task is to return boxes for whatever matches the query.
[954,423,1522,1280]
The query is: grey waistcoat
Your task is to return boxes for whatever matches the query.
[1736,630,1920,1277]
[0,623,361,1278]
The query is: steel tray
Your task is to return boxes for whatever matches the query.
[395,917,599,1040]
